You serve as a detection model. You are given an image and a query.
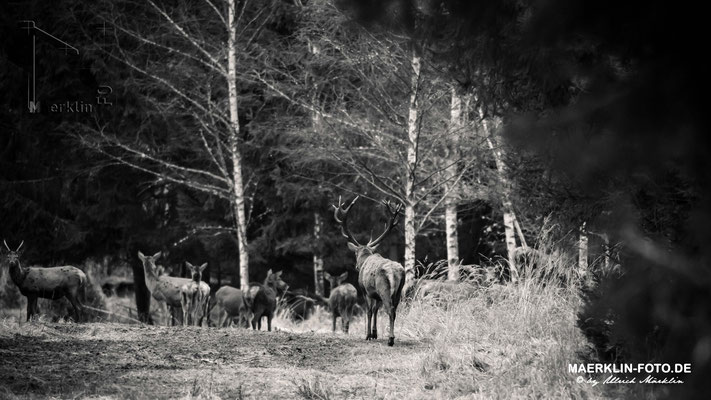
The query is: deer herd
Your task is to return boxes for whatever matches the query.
[1,197,409,346]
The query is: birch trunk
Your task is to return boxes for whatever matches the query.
[445,86,462,281]
[313,212,325,296]
[227,0,250,291]
[403,49,421,284]
[308,40,325,297]
[578,221,589,278]
[482,116,519,283]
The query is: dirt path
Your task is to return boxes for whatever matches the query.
[0,323,429,399]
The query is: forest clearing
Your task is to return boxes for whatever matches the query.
[1,276,603,400]
[1,0,708,399]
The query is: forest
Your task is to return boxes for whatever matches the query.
[0,0,709,399]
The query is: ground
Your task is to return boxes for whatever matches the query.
[0,322,431,399]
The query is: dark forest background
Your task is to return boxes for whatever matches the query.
[1,1,709,398]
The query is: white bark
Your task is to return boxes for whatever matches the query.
[445,86,462,281]
[483,116,519,283]
[227,0,250,291]
[313,212,325,296]
[403,49,421,282]
[578,221,589,278]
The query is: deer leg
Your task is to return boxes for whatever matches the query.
[267,312,272,332]
[67,294,83,323]
[332,312,337,332]
[381,295,395,346]
[201,298,210,327]
[26,297,36,321]
[371,300,381,340]
[365,298,373,340]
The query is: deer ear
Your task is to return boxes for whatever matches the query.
[153,251,162,260]
[275,271,283,278]
[199,263,207,272]
[138,251,146,262]
[347,242,358,252]
[185,261,193,269]
[267,269,273,276]
[324,271,332,279]
[338,271,348,281]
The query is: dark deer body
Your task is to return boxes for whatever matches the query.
[3,241,86,322]
[214,286,252,328]
[333,197,406,346]
[325,271,358,333]
[244,269,287,331]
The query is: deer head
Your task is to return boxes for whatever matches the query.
[324,271,349,289]
[137,251,162,275]
[3,240,25,268]
[264,269,288,292]
[332,196,403,264]
[186,261,207,282]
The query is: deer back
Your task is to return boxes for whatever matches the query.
[18,266,86,297]
[154,275,193,307]
[358,253,405,299]
[329,283,358,315]
[216,286,248,315]
[244,283,277,314]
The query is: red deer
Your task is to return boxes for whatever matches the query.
[138,251,192,326]
[214,286,252,328]
[333,196,405,346]
[244,269,287,331]
[324,271,358,333]
[2,240,86,322]
[181,262,210,327]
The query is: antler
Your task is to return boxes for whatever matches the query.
[332,195,361,246]
[366,199,403,248]
[3,240,10,252]
[16,241,24,252]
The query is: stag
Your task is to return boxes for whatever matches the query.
[2,240,86,322]
[244,269,288,331]
[138,251,194,326]
[333,196,405,346]
[181,262,211,327]
[324,271,358,333]
[214,286,252,328]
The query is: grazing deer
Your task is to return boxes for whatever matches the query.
[2,240,86,322]
[214,286,252,328]
[244,269,288,331]
[138,251,193,326]
[180,262,211,327]
[333,196,406,346]
[324,271,358,333]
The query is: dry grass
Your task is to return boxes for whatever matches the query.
[1,228,613,399]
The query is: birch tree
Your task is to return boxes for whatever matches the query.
[76,0,273,290]
[254,4,482,286]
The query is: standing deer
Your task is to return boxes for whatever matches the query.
[324,271,358,333]
[214,285,252,328]
[138,251,192,326]
[181,262,211,327]
[2,240,86,322]
[333,196,406,346]
[244,269,288,331]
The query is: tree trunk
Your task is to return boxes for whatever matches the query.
[227,0,250,291]
[445,86,462,281]
[403,48,421,285]
[483,116,519,283]
[578,221,589,278]
[313,212,325,296]
[130,248,153,324]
